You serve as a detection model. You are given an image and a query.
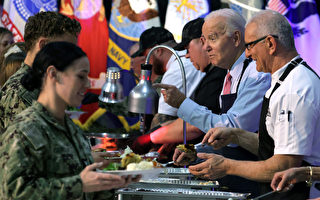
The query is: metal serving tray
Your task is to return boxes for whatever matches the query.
[159,168,193,179]
[116,188,250,200]
[134,178,219,190]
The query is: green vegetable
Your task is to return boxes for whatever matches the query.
[67,106,82,111]
[103,162,121,171]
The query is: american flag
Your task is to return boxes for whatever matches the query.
[267,0,288,15]
[267,0,320,75]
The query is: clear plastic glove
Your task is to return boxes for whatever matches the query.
[202,127,238,150]
[153,83,186,108]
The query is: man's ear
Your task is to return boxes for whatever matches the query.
[38,37,49,49]
[233,30,241,47]
[266,36,277,55]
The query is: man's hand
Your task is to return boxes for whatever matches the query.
[188,153,229,180]
[153,83,186,108]
[172,147,197,166]
[271,167,307,192]
[202,127,238,149]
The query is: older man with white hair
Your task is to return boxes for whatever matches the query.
[155,8,271,196]
[179,10,320,200]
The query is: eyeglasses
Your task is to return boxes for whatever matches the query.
[245,35,278,50]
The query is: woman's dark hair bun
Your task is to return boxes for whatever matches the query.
[21,67,42,91]
[20,41,86,91]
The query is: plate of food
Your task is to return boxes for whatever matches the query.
[98,147,164,179]
[98,168,164,179]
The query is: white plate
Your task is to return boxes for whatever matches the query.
[97,168,164,179]
[65,110,86,119]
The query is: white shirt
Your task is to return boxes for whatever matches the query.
[158,50,205,116]
[265,56,320,165]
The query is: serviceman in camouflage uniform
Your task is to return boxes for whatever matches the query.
[0,11,80,131]
[0,42,137,199]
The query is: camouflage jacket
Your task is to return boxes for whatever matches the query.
[0,101,113,200]
[0,63,39,131]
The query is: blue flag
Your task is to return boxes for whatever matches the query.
[107,0,161,128]
[107,0,160,96]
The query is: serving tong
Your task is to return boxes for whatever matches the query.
[248,190,278,200]
[161,161,174,167]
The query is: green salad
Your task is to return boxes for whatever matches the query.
[104,162,121,171]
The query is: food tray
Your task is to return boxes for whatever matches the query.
[159,168,193,179]
[116,188,249,199]
[163,168,189,174]
[134,178,219,190]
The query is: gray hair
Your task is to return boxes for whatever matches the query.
[247,10,295,49]
[205,8,246,39]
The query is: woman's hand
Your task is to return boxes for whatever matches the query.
[91,151,120,169]
[80,162,137,192]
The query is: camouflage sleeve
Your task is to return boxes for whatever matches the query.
[0,89,27,129]
[0,127,83,200]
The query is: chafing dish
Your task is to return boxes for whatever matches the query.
[116,187,250,200]
[159,167,193,179]
[132,177,219,190]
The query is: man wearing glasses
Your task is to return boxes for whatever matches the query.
[176,10,320,200]
[154,8,271,196]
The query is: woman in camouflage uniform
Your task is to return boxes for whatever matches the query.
[0,42,137,199]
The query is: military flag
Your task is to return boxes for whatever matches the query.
[1,0,57,42]
[107,0,161,130]
[267,0,320,75]
[164,0,209,42]
[108,0,160,94]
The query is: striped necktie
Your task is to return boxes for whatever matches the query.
[223,72,232,95]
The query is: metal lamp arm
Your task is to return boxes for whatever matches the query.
[145,44,188,144]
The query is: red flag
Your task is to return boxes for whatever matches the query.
[60,0,109,129]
